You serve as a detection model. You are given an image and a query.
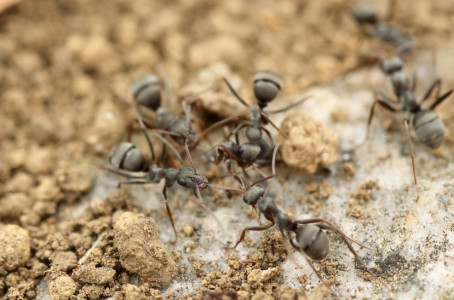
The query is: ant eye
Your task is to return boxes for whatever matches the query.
[177,178,186,186]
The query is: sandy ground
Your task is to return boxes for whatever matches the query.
[0,0,453,299]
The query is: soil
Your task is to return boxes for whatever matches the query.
[0,0,454,299]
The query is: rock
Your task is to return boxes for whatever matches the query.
[0,193,32,219]
[0,224,31,271]
[50,251,77,272]
[47,275,77,300]
[279,114,339,174]
[113,212,177,288]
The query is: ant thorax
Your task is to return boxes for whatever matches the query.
[156,108,179,128]
[400,90,419,113]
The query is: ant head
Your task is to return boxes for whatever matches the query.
[177,167,209,189]
[132,73,162,111]
[295,224,329,261]
[253,71,282,109]
[351,2,378,25]
[243,185,265,206]
[109,142,147,172]
[186,130,199,149]
[381,56,404,75]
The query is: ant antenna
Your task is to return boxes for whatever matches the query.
[223,77,250,108]
[265,96,311,114]
[162,72,173,109]
[149,132,184,163]
[132,104,156,161]
[183,101,197,172]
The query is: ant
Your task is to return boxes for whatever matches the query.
[220,175,374,285]
[107,100,221,240]
[360,55,453,200]
[351,1,413,53]
[222,71,308,171]
[131,73,206,150]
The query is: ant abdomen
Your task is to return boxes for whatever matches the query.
[109,142,147,172]
[295,225,329,261]
[413,110,445,149]
[132,73,162,111]
[253,70,283,108]
[351,2,378,25]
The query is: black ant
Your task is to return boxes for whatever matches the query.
[131,73,207,150]
[218,175,375,286]
[107,100,221,240]
[219,71,308,177]
[360,55,453,200]
[351,1,413,53]
[223,71,308,144]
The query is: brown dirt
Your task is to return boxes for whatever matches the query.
[279,114,339,175]
[346,180,379,219]
[0,0,453,299]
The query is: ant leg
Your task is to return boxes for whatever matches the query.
[294,218,374,276]
[421,79,441,104]
[198,114,245,140]
[265,96,310,114]
[192,181,225,233]
[261,127,275,145]
[252,164,269,178]
[250,173,274,187]
[231,221,275,249]
[241,167,251,182]
[162,187,178,241]
[357,97,398,148]
[288,236,329,288]
[132,104,156,161]
[182,101,199,174]
[225,159,245,188]
[159,144,168,167]
[259,111,282,134]
[403,119,420,202]
[126,122,134,142]
[149,132,183,163]
[411,71,417,93]
[104,166,147,179]
[162,73,173,109]
[377,91,399,104]
[223,77,250,108]
[117,179,151,188]
[272,142,280,176]
[234,124,250,144]
[429,89,453,110]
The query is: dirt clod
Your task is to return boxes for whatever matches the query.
[279,114,339,174]
[73,264,116,285]
[48,275,77,300]
[113,212,177,288]
[0,224,31,271]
